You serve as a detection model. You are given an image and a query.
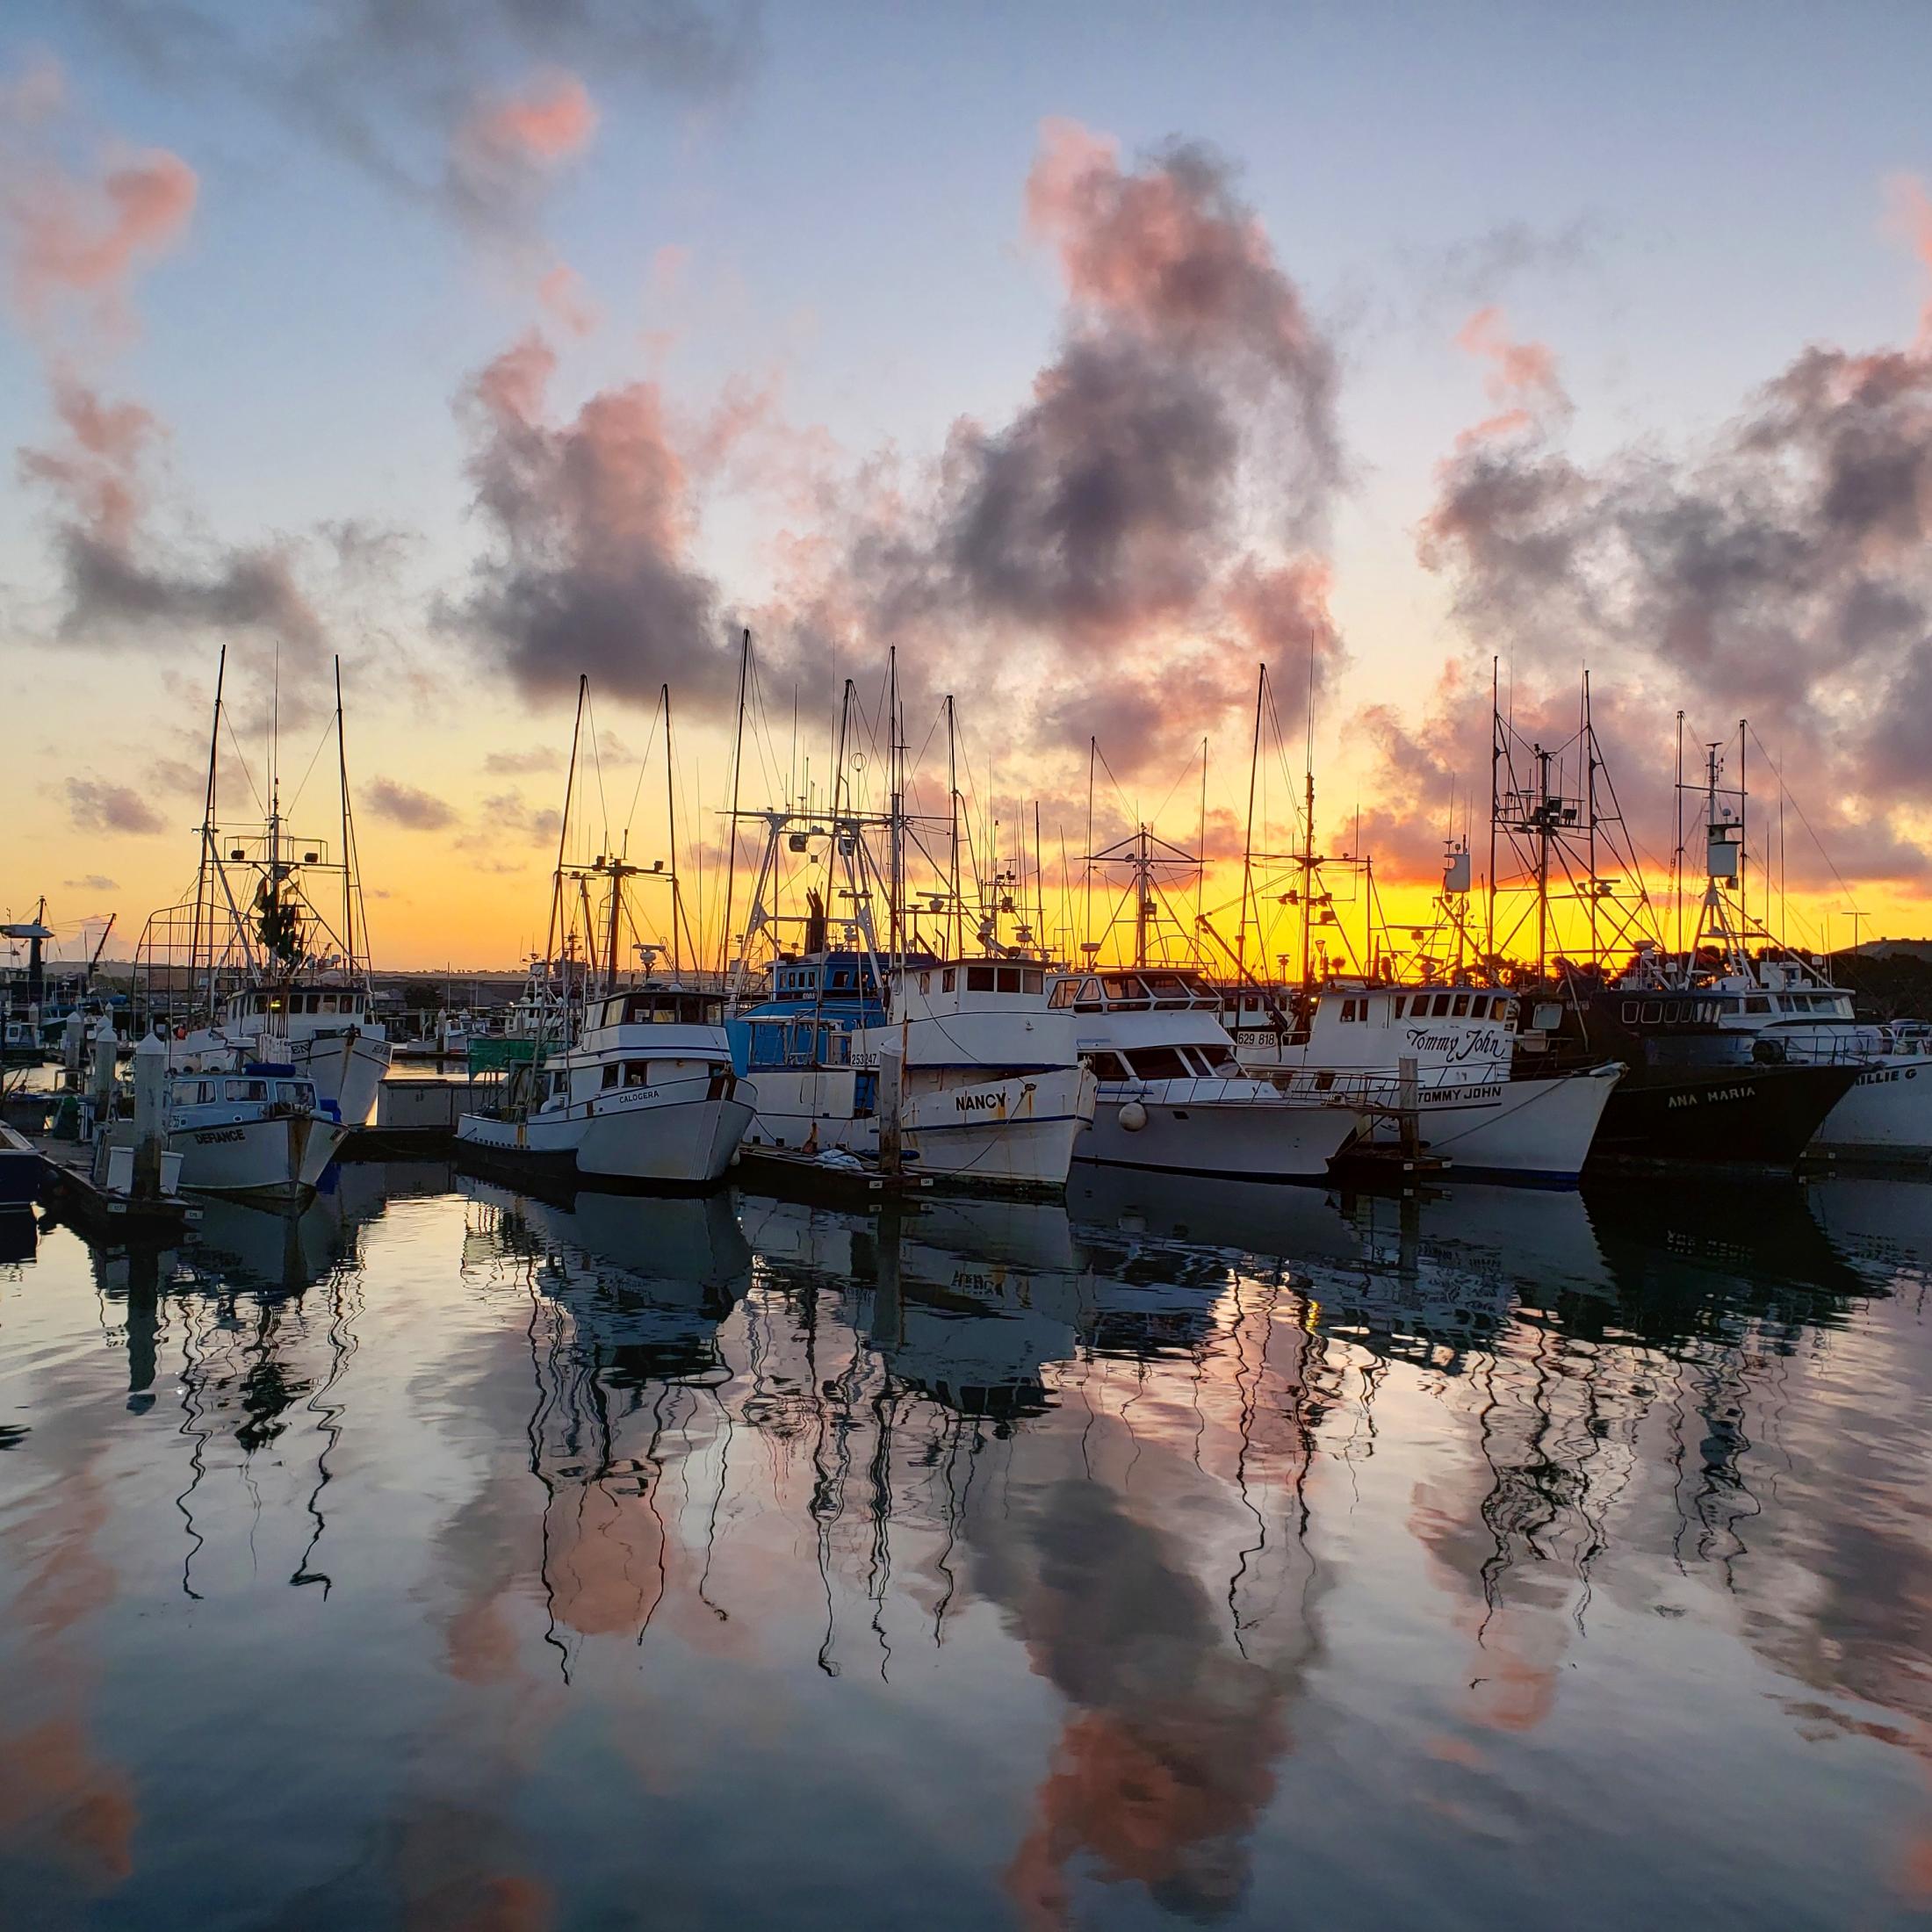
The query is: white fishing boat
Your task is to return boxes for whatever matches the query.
[179,984,390,1128]
[861,957,1098,1190]
[1228,979,1620,1182]
[458,983,753,1186]
[455,675,756,1190]
[136,650,392,1125]
[162,1061,347,1201]
[1049,967,1359,1179]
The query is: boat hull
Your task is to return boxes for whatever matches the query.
[1381,1063,1624,1183]
[1079,1089,1361,1180]
[290,1029,393,1128]
[170,1111,347,1201]
[457,1088,755,1188]
[899,1066,1099,1193]
[1811,1058,1932,1159]
[1587,1063,1860,1172]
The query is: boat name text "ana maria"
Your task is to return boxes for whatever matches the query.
[1667,1085,1757,1109]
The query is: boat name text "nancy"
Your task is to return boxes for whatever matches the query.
[955,1090,1009,1114]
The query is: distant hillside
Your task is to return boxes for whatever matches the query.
[1832,945,1932,1020]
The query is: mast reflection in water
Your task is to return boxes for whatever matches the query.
[0,1164,1928,1928]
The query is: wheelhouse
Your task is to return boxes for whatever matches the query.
[594,989,725,1029]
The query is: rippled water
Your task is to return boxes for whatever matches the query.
[2,1161,1929,1929]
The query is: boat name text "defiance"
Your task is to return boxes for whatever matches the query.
[192,1128,247,1144]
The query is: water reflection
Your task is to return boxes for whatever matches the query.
[0,1164,1927,1926]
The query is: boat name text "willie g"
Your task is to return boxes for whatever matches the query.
[193,1128,247,1144]
[1667,1085,1756,1108]
[955,1090,1007,1114]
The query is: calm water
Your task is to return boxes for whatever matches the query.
[2,1162,1929,1930]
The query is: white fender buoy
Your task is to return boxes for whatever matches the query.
[1118,1099,1149,1133]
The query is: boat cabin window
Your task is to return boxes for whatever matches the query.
[225,1079,267,1102]
[1127,1046,1193,1080]
[551,1071,569,1097]
[613,991,724,1027]
[1340,998,1359,1021]
[277,1081,316,1107]
[1745,995,1771,1013]
[1143,973,1191,1006]
[919,971,931,994]
[602,1063,621,1089]
[967,966,996,991]
[828,969,856,991]
[1049,978,1076,1007]
[1391,995,1406,1018]
[624,1061,653,1087]
[1087,1050,1134,1081]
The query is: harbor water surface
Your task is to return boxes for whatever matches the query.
[2,1163,1928,1929]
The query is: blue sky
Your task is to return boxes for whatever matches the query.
[4,1,1930,962]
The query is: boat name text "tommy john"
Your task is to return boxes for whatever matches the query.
[955,1090,1008,1114]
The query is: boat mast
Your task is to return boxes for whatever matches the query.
[1237,665,1263,984]
[191,646,227,1023]
[665,681,682,979]
[887,646,904,969]
[335,656,356,985]
[545,677,587,1012]
[1583,670,1598,967]
[1486,658,1500,972]
[1673,710,1685,972]
[722,628,750,977]
[948,696,962,959]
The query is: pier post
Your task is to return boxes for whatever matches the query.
[132,1029,166,1200]
[1398,1055,1420,1158]
[88,1016,117,1127]
[62,1007,87,1091]
[878,1046,904,1175]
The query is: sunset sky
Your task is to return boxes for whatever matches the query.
[4,2,1930,971]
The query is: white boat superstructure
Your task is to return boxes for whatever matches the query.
[179,985,391,1125]
[458,985,754,1186]
[768,958,1096,1193]
[1228,980,1620,1183]
[1049,968,1360,1179]
[162,1063,347,1201]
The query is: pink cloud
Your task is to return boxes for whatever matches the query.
[1451,305,1569,444]
[537,261,599,337]
[5,146,198,335]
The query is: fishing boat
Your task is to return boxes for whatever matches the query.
[1484,688,1855,1173]
[136,650,392,1125]
[1050,966,1360,1179]
[456,677,756,1190]
[160,1059,347,1202]
[458,979,753,1186]
[724,699,1095,1190]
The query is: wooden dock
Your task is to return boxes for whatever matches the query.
[27,1133,201,1237]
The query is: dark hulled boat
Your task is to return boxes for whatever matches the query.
[1536,985,1857,1174]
